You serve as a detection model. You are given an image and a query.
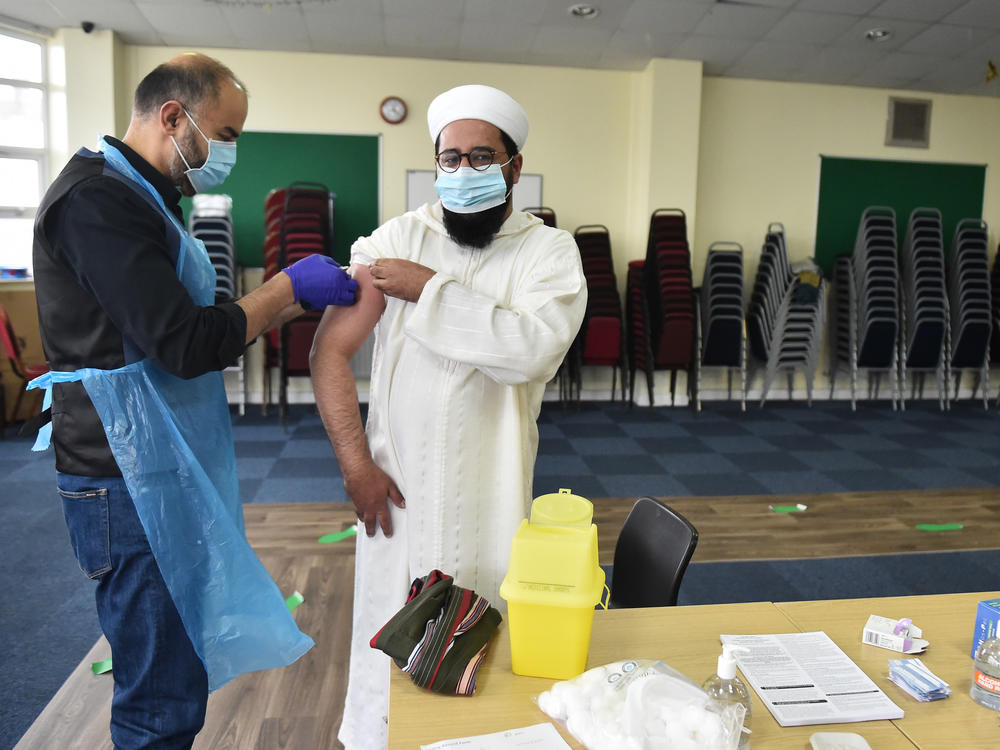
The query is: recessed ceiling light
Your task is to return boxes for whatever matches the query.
[568,4,600,20]
[865,27,892,42]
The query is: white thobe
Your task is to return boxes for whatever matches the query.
[338,202,587,749]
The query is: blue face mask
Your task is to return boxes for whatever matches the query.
[171,108,237,193]
[434,159,513,214]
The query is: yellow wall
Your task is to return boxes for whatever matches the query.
[694,76,1000,286]
[121,45,637,257]
[47,36,1000,401]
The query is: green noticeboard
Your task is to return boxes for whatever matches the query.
[814,156,986,275]
[181,131,379,267]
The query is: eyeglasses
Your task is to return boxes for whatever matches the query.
[435,147,509,173]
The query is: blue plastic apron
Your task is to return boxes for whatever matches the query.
[29,138,313,690]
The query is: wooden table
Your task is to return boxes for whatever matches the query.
[778,592,1000,750]
[388,593,1000,749]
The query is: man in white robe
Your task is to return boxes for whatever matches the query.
[310,84,587,749]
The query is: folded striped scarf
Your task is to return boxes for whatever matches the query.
[370,570,502,695]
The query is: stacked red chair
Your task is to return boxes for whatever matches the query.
[569,225,626,401]
[626,260,654,406]
[261,182,336,418]
[641,209,696,405]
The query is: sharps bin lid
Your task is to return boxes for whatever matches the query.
[530,488,593,528]
[500,519,605,609]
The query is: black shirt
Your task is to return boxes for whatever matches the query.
[33,137,247,476]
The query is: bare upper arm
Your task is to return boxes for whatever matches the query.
[312,263,385,360]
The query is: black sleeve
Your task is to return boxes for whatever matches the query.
[54,176,248,378]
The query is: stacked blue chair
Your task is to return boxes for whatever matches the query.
[947,218,991,408]
[898,208,948,409]
[830,207,900,410]
[189,194,244,414]
[748,224,825,406]
[189,194,236,303]
[694,242,745,411]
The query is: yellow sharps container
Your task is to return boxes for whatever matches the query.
[500,489,605,679]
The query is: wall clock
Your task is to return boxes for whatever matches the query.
[380,96,407,124]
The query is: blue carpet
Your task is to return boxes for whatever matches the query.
[675,549,1000,605]
[3,398,1000,749]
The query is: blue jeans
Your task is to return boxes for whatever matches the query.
[58,473,208,750]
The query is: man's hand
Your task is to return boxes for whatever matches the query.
[369,258,434,302]
[345,459,406,537]
[283,254,359,309]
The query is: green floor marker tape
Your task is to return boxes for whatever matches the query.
[770,503,808,513]
[915,523,964,532]
[91,658,113,675]
[285,591,304,612]
[318,526,359,544]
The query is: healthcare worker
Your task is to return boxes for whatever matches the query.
[30,53,357,749]
[310,84,587,749]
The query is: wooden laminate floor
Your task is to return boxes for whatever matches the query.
[15,488,1000,749]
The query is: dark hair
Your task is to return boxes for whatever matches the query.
[133,54,246,118]
[435,127,519,157]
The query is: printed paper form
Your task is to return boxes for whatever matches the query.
[420,722,572,750]
[721,632,904,727]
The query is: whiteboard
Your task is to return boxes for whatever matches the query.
[406,170,543,213]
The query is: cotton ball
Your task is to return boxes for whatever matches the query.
[642,715,667,739]
[678,702,710,733]
[692,714,724,749]
[566,712,596,746]
[537,690,561,720]
[563,689,587,721]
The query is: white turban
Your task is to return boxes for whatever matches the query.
[427,84,529,152]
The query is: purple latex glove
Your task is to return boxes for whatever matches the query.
[283,254,358,310]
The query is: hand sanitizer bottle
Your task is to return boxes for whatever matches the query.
[703,644,752,749]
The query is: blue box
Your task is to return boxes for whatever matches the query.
[972,599,1000,658]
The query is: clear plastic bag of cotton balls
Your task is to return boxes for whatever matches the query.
[536,659,744,750]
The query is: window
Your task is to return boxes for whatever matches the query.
[0,30,47,274]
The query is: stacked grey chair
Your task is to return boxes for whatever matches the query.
[747,224,825,407]
[190,194,237,303]
[830,207,900,410]
[947,218,991,408]
[898,208,948,410]
[694,242,746,411]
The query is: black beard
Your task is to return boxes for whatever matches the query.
[442,198,510,249]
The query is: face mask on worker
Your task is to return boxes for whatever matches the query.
[171,108,237,193]
[434,159,513,214]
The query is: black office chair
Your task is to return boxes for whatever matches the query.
[608,496,699,608]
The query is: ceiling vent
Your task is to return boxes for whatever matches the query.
[885,96,931,149]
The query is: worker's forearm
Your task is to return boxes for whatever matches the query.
[236,273,297,344]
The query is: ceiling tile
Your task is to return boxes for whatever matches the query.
[463,0,546,25]
[764,10,860,44]
[942,0,1000,29]
[383,14,460,56]
[796,0,881,14]
[134,3,241,49]
[458,21,534,59]
[728,40,818,78]
[692,3,789,39]
[619,0,710,34]
[870,0,967,23]
[899,23,994,56]
[607,28,687,58]
[830,16,930,50]
[797,45,889,78]
[529,23,614,57]
[223,5,309,48]
[671,34,755,76]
